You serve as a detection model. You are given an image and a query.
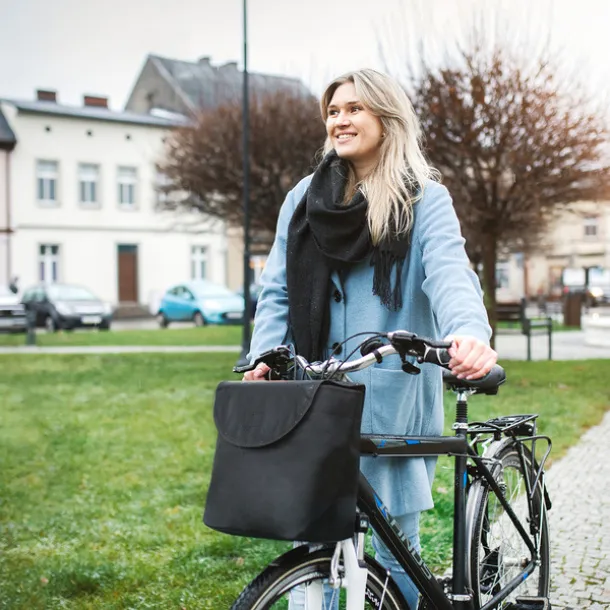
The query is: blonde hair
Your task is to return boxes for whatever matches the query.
[320,69,439,244]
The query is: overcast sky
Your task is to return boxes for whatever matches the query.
[1,0,610,110]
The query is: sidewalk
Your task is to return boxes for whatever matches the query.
[495,330,610,361]
[547,410,610,608]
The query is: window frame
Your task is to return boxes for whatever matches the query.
[117,166,138,209]
[38,244,61,283]
[583,216,599,239]
[36,159,59,207]
[190,245,208,281]
[78,162,101,208]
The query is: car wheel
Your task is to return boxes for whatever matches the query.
[156,312,169,328]
[45,315,58,333]
[100,322,111,331]
[193,311,206,327]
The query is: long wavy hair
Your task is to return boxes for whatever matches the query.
[320,69,439,244]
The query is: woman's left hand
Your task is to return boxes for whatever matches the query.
[445,335,498,380]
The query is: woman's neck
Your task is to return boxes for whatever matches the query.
[352,160,376,182]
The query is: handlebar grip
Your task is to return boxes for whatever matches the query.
[422,347,452,368]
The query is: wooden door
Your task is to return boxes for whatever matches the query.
[117,244,138,303]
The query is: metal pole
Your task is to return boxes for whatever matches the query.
[237,0,251,366]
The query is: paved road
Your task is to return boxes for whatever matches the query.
[547,410,610,609]
[1,330,609,359]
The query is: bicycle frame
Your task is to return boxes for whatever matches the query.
[353,428,548,610]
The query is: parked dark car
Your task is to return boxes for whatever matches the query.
[22,283,113,332]
[0,285,27,333]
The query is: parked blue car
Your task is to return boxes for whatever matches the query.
[156,281,245,327]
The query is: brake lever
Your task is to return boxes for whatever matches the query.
[232,345,294,376]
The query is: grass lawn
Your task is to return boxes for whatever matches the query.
[0,325,243,348]
[1,355,609,608]
[0,321,581,351]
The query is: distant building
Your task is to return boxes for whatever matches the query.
[125,54,311,291]
[125,54,309,117]
[0,90,227,309]
[495,200,610,302]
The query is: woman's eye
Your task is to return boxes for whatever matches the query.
[351,106,362,113]
[328,109,338,117]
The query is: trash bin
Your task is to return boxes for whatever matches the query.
[563,292,583,328]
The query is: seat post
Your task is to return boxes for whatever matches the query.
[451,390,473,608]
[455,390,469,425]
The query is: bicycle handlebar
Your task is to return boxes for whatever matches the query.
[233,330,453,376]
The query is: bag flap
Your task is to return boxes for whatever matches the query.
[213,380,324,448]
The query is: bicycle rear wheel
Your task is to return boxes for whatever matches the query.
[467,439,550,608]
[232,544,408,609]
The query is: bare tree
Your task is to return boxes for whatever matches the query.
[158,90,325,249]
[404,44,610,334]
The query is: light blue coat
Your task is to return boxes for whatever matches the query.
[248,175,491,517]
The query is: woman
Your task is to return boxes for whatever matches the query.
[244,69,497,608]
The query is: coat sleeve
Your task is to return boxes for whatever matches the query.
[247,176,311,361]
[415,182,492,344]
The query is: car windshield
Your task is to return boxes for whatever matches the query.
[191,283,236,298]
[47,285,98,301]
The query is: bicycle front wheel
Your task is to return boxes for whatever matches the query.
[467,439,550,608]
[232,544,408,609]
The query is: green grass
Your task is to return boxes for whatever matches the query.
[1,355,608,608]
[0,325,243,347]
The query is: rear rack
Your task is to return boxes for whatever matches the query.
[468,414,539,439]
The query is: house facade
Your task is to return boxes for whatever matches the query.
[124,53,311,293]
[0,91,227,308]
[495,200,610,301]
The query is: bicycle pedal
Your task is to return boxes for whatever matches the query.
[505,596,551,610]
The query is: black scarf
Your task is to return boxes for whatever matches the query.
[286,150,411,361]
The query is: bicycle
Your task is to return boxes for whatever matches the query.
[230,330,552,610]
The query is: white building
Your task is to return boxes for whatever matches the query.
[494,201,610,302]
[0,90,227,310]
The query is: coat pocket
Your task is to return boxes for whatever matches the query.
[369,367,419,435]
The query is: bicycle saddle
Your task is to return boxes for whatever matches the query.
[443,364,506,395]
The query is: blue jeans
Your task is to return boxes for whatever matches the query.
[289,512,421,609]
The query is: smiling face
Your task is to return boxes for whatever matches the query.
[326,81,384,180]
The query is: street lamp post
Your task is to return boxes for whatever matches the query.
[238,0,252,366]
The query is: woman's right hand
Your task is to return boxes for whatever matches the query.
[243,362,271,381]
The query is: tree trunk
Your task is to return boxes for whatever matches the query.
[481,236,498,350]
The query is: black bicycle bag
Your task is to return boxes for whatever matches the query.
[203,379,365,542]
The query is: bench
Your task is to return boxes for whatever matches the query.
[496,299,552,361]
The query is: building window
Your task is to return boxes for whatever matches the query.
[495,260,510,290]
[155,170,171,208]
[191,246,207,280]
[36,160,58,206]
[78,163,100,206]
[584,216,598,238]
[39,244,60,282]
[118,166,138,207]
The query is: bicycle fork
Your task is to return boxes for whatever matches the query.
[301,535,368,610]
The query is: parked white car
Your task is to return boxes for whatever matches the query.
[0,285,27,333]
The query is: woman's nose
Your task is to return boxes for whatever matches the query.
[336,112,350,126]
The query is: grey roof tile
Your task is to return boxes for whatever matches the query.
[151,55,310,109]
